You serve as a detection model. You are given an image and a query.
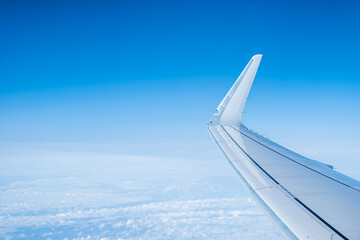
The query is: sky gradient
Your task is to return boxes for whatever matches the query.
[1,1,359,239]
[1,0,360,143]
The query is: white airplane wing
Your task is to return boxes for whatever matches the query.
[207,55,360,240]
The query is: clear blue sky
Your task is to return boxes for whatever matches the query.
[1,0,359,145]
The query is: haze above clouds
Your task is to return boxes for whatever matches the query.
[0,143,283,239]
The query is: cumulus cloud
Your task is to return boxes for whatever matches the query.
[1,198,282,240]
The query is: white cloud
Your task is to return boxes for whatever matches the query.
[0,145,283,239]
[0,198,282,240]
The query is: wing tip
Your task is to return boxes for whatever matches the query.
[208,54,263,127]
[251,54,263,64]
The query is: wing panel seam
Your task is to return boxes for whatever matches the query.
[207,127,299,240]
[221,125,349,240]
[230,126,359,192]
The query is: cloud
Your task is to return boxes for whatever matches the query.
[0,146,283,239]
[0,197,282,240]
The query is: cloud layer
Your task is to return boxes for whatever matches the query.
[1,197,282,240]
[0,144,283,239]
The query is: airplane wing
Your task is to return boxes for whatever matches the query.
[207,55,360,240]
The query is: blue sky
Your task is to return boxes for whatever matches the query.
[1,0,359,144]
[0,1,359,239]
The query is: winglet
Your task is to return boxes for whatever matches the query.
[208,54,262,128]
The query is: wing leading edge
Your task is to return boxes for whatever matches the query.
[207,55,360,240]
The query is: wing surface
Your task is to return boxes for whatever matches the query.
[207,55,360,240]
